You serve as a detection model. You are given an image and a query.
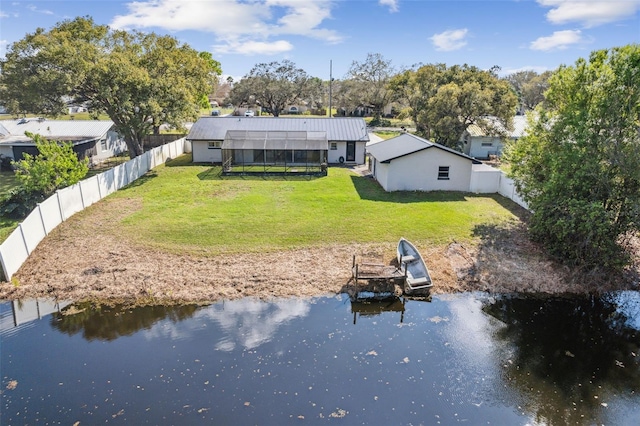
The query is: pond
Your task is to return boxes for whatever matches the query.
[2,292,640,425]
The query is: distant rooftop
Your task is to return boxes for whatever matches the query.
[0,118,115,145]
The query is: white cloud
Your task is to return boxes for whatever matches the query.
[111,0,343,55]
[530,29,583,50]
[538,0,640,28]
[500,65,551,77]
[214,39,294,55]
[27,4,54,15]
[430,28,469,51]
[0,11,8,18]
[379,0,399,13]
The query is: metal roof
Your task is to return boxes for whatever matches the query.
[187,117,369,142]
[465,115,528,138]
[0,119,115,145]
[367,133,479,164]
[222,130,328,150]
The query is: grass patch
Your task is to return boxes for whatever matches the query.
[0,172,20,195]
[0,173,21,242]
[374,131,403,140]
[86,155,130,178]
[102,154,518,255]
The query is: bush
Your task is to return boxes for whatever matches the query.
[368,118,392,127]
[0,187,45,219]
[0,155,14,171]
[15,132,89,196]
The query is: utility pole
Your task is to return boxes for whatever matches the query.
[328,60,333,118]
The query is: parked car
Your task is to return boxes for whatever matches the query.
[245,110,255,117]
[211,110,220,116]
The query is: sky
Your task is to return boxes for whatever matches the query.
[1,0,638,81]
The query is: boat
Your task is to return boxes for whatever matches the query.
[397,238,433,293]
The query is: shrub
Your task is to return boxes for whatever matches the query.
[0,187,45,219]
[15,132,89,196]
[368,118,392,127]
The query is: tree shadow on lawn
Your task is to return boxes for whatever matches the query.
[125,170,158,188]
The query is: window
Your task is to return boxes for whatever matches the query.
[100,139,108,151]
[481,142,493,147]
[208,141,221,149]
[330,142,337,150]
[437,166,450,180]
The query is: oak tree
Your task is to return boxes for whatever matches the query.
[389,64,517,149]
[0,17,220,157]
[227,60,315,117]
[345,53,395,120]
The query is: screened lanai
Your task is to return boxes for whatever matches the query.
[221,130,328,175]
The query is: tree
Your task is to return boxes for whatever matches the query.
[505,45,640,270]
[0,16,220,157]
[227,60,315,117]
[504,70,553,111]
[15,132,89,195]
[345,53,395,120]
[388,64,517,149]
[332,79,365,117]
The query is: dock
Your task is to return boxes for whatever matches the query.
[349,255,405,300]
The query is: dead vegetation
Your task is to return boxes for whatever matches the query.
[1,200,638,305]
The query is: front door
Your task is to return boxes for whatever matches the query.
[346,141,356,162]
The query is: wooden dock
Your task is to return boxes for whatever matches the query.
[349,255,406,300]
[351,256,404,283]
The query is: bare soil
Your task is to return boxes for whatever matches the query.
[1,198,638,306]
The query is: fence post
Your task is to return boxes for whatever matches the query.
[37,204,48,236]
[79,183,86,209]
[56,191,65,221]
[18,224,30,255]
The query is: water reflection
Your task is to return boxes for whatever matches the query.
[51,303,202,341]
[350,296,406,324]
[483,293,640,425]
[2,293,640,424]
[201,298,311,351]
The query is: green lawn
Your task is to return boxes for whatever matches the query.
[0,172,21,242]
[100,154,519,255]
[0,172,19,194]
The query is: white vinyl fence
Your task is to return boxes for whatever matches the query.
[0,138,187,281]
[470,165,529,210]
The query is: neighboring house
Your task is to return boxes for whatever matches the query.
[187,117,369,165]
[459,115,528,159]
[367,133,481,192]
[0,118,127,162]
[67,105,88,114]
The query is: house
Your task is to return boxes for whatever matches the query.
[0,118,127,163]
[459,115,528,159]
[187,116,369,165]
[366,133,481,192]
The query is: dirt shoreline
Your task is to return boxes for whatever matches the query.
[2,210,638,305]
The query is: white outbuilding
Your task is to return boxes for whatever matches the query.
[366,133,481,192]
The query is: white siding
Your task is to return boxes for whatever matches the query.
[468,136,504,159]
[373,161,391,191]
[327,141,366,164]
[93,130,127,161]
[327,141,346,163]
[192,141,222,163]
[383,149,473,192]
